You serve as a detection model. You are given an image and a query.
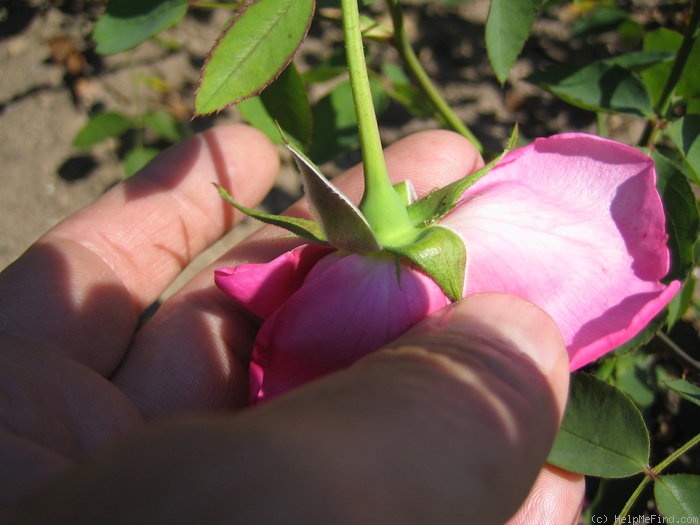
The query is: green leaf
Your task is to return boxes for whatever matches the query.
[195,0,315,114]
[93,0,189,55]
[407,127,517,226]
[665,379,700,407]
[652,151,700,281]
[299,49,347,83]
[677,30,700,99]
[285,140,381,253]
[72,111,132,148]
[640,28,682,107]
[548,373,650,477]
[654,474,700,520]
[143,110,184,142]
[667,115,700,185]
[571,6,629,39]
[666,274,696,328]
[215,184,325,243]
[387,225,466,301]
[485,0,541,84]
[238,63,311,149]
[382,63,434,118]
[605,51,675,71]
[609,353,656,409]
[123,146,159,178]
[528,62,653,117]
[236,96,283,145]
[309,77,387,164]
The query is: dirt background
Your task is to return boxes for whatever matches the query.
[0,0,668,295]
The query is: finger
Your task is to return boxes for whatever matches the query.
[14,293,569,524]
[236,293,570,524]
[507,464,585,525]
[113,130,483,418]
[0,125,279,374]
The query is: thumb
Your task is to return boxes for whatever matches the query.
[245,292,571,524]
[353,292,570,523]
[3,294,571,525]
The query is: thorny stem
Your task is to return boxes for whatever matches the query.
[385,0,483,153]
[639,0,700,148]
[341,0,417,245]
[618,432,700,518]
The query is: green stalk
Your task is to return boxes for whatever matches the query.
[385,0,483,153]
[341,0,416,245]
[618,432,700,518]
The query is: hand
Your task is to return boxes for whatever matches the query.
[1,125,584,524]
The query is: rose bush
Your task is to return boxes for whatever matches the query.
[216,133,680,403]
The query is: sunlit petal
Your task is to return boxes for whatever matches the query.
[441,133,679,368]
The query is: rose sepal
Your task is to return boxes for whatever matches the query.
[385,224,467,301]
[285,138,382,253]
[214,183,326,243]
[215,129,519,302]
[408,126,518,227]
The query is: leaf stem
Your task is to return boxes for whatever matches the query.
[618,432,700,517]
[341,0,416,245]
[618,474,651,519]
[385,0,483,153]
[658,332,700,372]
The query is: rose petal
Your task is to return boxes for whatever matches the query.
[440,133,680,369]
[250,252,449,401]
[215,244,333,319]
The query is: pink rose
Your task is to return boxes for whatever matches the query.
[216,133,680,403]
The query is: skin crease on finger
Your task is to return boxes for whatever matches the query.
[4,294,574,525]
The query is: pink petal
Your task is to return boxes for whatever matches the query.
[249,252,449,401]
[440,133,680,369]
[215,244,334,319]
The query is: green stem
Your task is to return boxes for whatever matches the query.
[618,432,700,517]
[385,0,483,153]
[618,475,651,519]
[596,112,608,138]
[341,0,416,245]
[658,332,700,372]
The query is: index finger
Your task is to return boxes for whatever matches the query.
[0,125,279,374]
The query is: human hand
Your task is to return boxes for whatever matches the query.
[1,125,583,523]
